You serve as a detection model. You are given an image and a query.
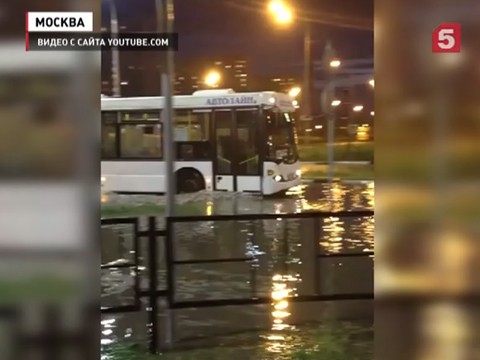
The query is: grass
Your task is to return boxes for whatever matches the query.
[301,164,374,181]
[297,142,373,162]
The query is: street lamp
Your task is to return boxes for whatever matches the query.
[353,105,364,112]
[331,99,341,107]
[370,111,374,116]
[204,70,221,87]
[267,0,311,123]
[288,86,301,98]
[329,59,341,68]
[369,79,374,88]
[268,0,293,24]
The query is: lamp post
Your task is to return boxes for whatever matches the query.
[320,41,340,183]
[108,0,120,97]
[302,21,313,122]
[268,1,313,123]
[156,0,176,218]
[154,0,176,350]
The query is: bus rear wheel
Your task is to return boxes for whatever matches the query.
[176,168,205,194]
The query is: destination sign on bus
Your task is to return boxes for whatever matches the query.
[206,96,257,106]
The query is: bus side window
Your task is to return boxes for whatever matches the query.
[101,112,117,158]
[175,110,210,142]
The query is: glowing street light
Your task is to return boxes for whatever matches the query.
[329,59,341,68]
[268,0,293,24]
[288,86,301,97]
[331,99,341,107]
[353,105,364,112]
[204,70,221,87]
[369,79,374,87]
[370,111,374,116]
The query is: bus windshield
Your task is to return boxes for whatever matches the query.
[265,110,298,164]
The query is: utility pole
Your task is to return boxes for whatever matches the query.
[155,0,176,350]
[156,0,176,217]
[301,21,313,126]
[321,41,336,183]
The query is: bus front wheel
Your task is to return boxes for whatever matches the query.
[176,168,205,194]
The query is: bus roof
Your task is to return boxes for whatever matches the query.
[101,90,296,112]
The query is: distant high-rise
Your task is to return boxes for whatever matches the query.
[211,59,248,90]
[173,58,249,94]
[270,77,299,93]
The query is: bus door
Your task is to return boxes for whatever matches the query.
[213,109,261,192]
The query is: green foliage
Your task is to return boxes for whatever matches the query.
[302,164,373,181]
[298,142,373,162]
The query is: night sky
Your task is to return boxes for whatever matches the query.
[105,0,373,76]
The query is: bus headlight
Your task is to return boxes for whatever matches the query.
[296,169,302,177]
[274,175,282,182]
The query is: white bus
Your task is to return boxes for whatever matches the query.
[101,89,301,195]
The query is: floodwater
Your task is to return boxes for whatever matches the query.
[101,181,374,359]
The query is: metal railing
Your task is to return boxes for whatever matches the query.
[101,210,374,353]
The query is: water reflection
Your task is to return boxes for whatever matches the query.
[101,318,116,346]
[101,182,374,351]
[101,181,374,217]
[264,273,301,356]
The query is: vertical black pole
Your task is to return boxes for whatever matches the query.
[282,219,289,273]
[148,216,158,354]
[302,21,312,123]
[313,218,320,295]
[249,221,257,299]
[133,219,140,308]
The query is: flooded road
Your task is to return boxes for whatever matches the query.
[101,181,374,358]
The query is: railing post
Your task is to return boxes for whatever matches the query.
[133,218,140,309]
[313,217,320,295]
[148,216,158,354]
[249,221,258,299]
[164,216,175,347]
